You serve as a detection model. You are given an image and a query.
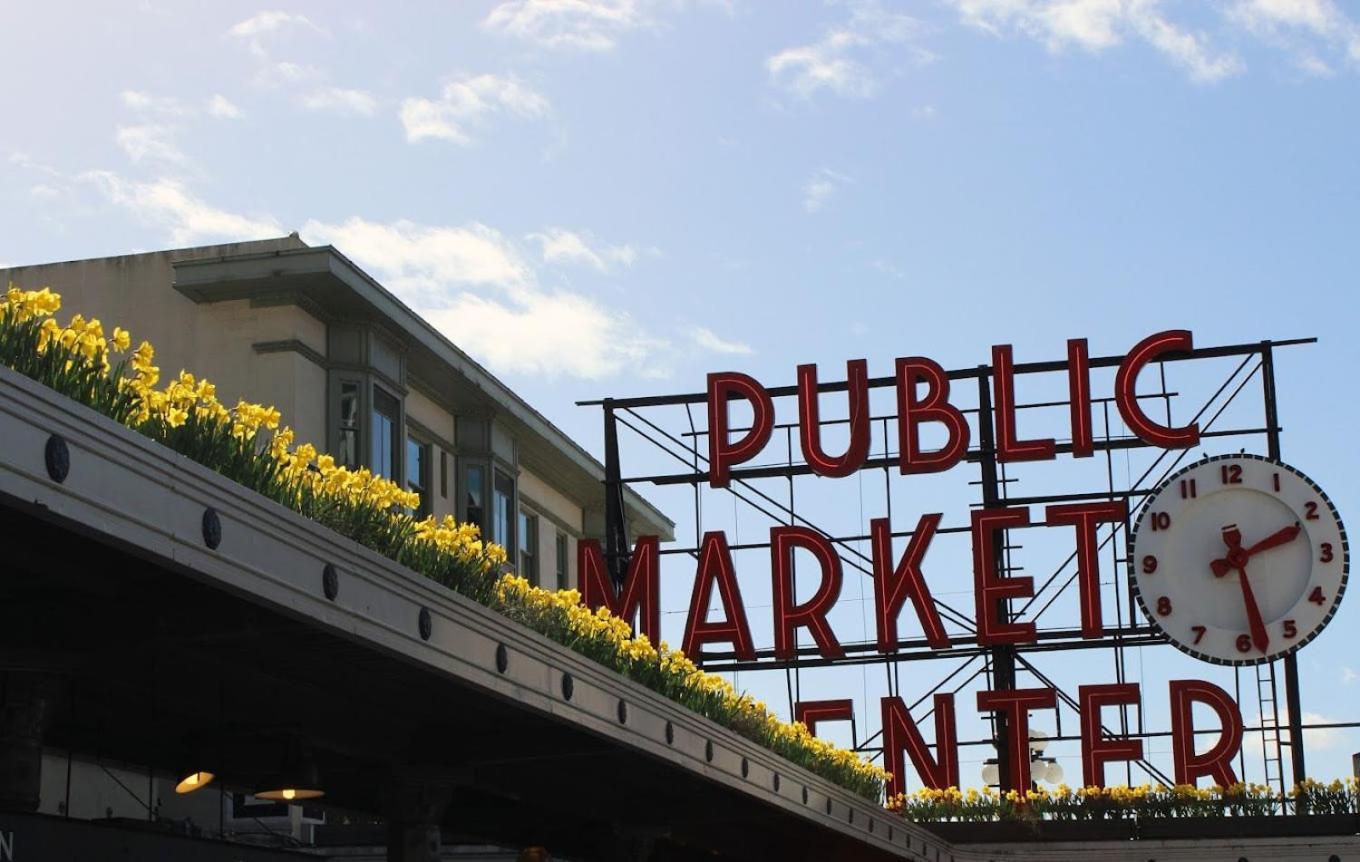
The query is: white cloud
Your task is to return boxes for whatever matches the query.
[1243,708,1350,757]
[301,216,668,379]
[208,95,244,119]
[227,10,321,38]
[120,90,187,115]
[302,87,378,116]
[420,293,667,379]
[767,0,926,99]
[115,125,187,165]
[83,172,282,245]
[301,217,534,298]
[400,74,549,145]
[483,0,652,51]
[529,228,638,271]
[1342,666,1358,685]
[1228,0,1360,70]
[802,168,850,213]
[689,326,752,355]
[950,0,1244,83]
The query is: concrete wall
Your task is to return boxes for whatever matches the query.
[0,239,327,448]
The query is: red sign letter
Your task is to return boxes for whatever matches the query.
[882,694,959,796]
[871,515,949,651]
[1079,683,1144,787]
[578,536,660,644]
[1067,338,1094,457]
[972,507,1035,645]
[771,526,844,660]
[1169,679,1243,787]
[977,687,1057,792]
[1115,330,1200,449]
[681,531,756,661]
[1046,501,1128,639]
[992,344,1056,462]
[707,371,775,487]
[798,360,871,478]
[896,357,969,475]
[795,699,854,738]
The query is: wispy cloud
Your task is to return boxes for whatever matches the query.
[115,125,187,165]
[208,95,244,119]
[483,0,653,51]
[767,0,928,99]
[949,0,1243,84]
[301,216,669,379]
[689,326,753,355]
[227,10,323,39]
[400,74,549,145]
[302,87,378,116]
[1228,0,1360,71]
[82,172,282,244]
[802,168,851,213]
[529,227,640,272]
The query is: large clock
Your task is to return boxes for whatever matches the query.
[1129,454,1348,665]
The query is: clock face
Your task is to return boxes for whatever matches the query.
[1130,454,1348,665]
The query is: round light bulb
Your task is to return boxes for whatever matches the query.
[1029,728,1049,754]
[1047,761,1064,784]
[981,762,999,785]
[282,789,296,801]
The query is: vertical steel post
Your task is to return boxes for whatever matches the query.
[602,400,629,589]
[1261,343,1307,788]
[976,370,1017,790]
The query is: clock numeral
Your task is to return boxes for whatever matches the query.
[1179,478,1197,499]
[1150,512,1171,531]
[1309,586,1326,605]
[1273,472,1281,492]
[1141,555,1158,574]
[1221,464,1243,485]
[1236,634,1253,653]
[1305,501,1320,521]
[1283,619,1298,639]
[1156,596,1173,616]
[1191,625,1206,645]
[1320,543,1334,564]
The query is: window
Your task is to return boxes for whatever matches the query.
[519,511,539,585]
[492,470,515,555]
[555,531,569,590]
[371,388,400,480]
[338,382,360,469]
[464,464,486,534]
[407,437,430,518]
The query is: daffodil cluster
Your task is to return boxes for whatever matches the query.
[1,285,885,800]
[494,574,890,800]
[885,779,1345,822]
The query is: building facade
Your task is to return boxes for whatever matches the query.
[1,235,672,593]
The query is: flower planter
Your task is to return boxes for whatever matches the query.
[925,819,1137,843]
[1138,813,1357,840]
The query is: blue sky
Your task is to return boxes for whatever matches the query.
[3,0,1359,790]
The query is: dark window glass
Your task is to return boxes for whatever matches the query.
[407,437,430,518]
[465,464,485,532]
[519,511,539,585]
[338,382,360,469]
[440,450,449,499]
[555,531,568,590]
[371,388,399,480]
[493,470,515,554]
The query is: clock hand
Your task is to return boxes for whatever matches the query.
[1236,563,1270,653]
[1244,522,1302,558]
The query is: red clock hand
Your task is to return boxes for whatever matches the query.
[1245,522,1302,558]
[1237,564,1269,653]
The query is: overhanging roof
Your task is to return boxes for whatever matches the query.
[0,366,928,860]
[171,243,674,541]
